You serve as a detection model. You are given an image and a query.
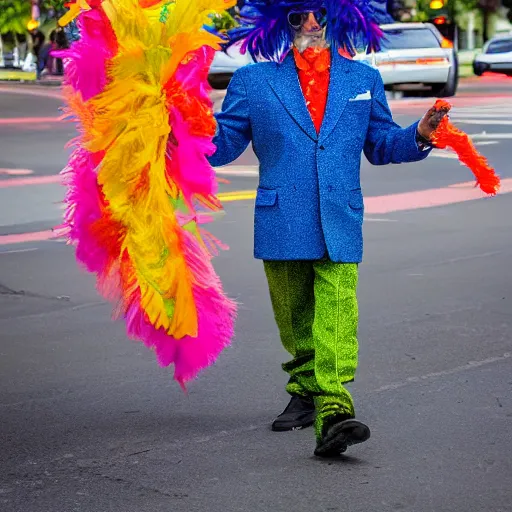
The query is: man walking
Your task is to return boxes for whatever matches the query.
[209,0,447,457]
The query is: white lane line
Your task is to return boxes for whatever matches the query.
[0,247,38,255]
[453,106,512,111]
[431,150,459,159]
[471,132,512,139]
[474,140,499,146]
[455,119,512,125]
[215,165,258,176]
[451,113,512,118]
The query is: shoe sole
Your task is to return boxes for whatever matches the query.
[314,419,371,457]
[271,417,315,432]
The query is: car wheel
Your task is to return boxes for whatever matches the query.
[473,63,484,76]
[432,71,459,98]
[432,57,459,97]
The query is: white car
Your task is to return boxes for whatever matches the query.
[355,23,458,97]
[473,35,512,76]
[208,44,253,89]
[208,22,458,96]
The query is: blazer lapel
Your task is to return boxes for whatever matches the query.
[318,52,357,143]
[267,54,318,142]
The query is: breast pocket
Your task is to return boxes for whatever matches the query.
[255,187,278,207]
[345,99,371,120]
[340,99,372,147]
[348,188,364,210]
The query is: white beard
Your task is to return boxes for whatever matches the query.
[293,28,329,52]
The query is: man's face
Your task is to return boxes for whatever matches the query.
[288,8,327,36]
[301,12,322,35]
[289,8,328,50]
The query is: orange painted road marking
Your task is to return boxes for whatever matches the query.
[2,179,511,246]
[0,117,60,125]
[0,174,61,188]
[365,178,512,215]
[0,168,33,176]
[0,230,56,245]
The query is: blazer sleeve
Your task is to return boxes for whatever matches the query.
[363,71,431,166]
[208,69,252,167]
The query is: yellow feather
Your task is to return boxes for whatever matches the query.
[83,0,233,338]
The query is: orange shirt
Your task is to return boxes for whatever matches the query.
[293,46,331,134]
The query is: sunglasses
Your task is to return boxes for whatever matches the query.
[287,8,328,30]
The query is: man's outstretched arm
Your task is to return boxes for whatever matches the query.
[208,69,252,168]
[363,71,443,166]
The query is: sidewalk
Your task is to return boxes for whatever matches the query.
[0,68,63,85]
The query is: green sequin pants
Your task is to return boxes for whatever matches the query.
[264,260,359,439]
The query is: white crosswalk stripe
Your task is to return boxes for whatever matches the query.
[448,104,512,147]
[450,104,512,121]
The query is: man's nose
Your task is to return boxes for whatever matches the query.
[304,12,320,31]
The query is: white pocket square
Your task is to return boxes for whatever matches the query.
[349,90,371,101]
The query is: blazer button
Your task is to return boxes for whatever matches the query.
[328,185,333,192]
[319,145,325,150]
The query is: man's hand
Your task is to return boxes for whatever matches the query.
[417,103,451,140]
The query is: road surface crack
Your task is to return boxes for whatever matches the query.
[0,282,70,302]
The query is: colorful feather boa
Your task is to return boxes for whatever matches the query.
[57,0,237,387]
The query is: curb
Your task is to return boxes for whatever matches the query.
[0,79,63,86]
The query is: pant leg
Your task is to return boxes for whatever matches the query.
[263,260,320,397]
[312,261,359,437]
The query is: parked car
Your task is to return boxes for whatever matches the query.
[208,44,253,89]
[355,22,458,97]
[473,35,512,76]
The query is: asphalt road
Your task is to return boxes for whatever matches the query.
[1,76,511,512]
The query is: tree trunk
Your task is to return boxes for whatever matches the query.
[0,34,4,68]
[482,8,490,43]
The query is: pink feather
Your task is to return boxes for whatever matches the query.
[167,108,218,207]
[58,148,108,273]
[123,227,236,386]
[55,8,117,101]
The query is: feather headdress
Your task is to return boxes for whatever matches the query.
[227,0,383,61]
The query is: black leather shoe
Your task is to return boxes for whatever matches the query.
[271,396,315,432]
[314,418,370,457]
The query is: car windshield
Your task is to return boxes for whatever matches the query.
[486,39,512,54]
[380,28,440,50]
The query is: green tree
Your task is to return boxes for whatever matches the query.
[0,0,31,65]
[0,0,31,37]
[478,0,500,42]
[41,0,67,20]
[414,0,478,22]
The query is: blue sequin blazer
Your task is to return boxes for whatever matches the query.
[208,51,431,263]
